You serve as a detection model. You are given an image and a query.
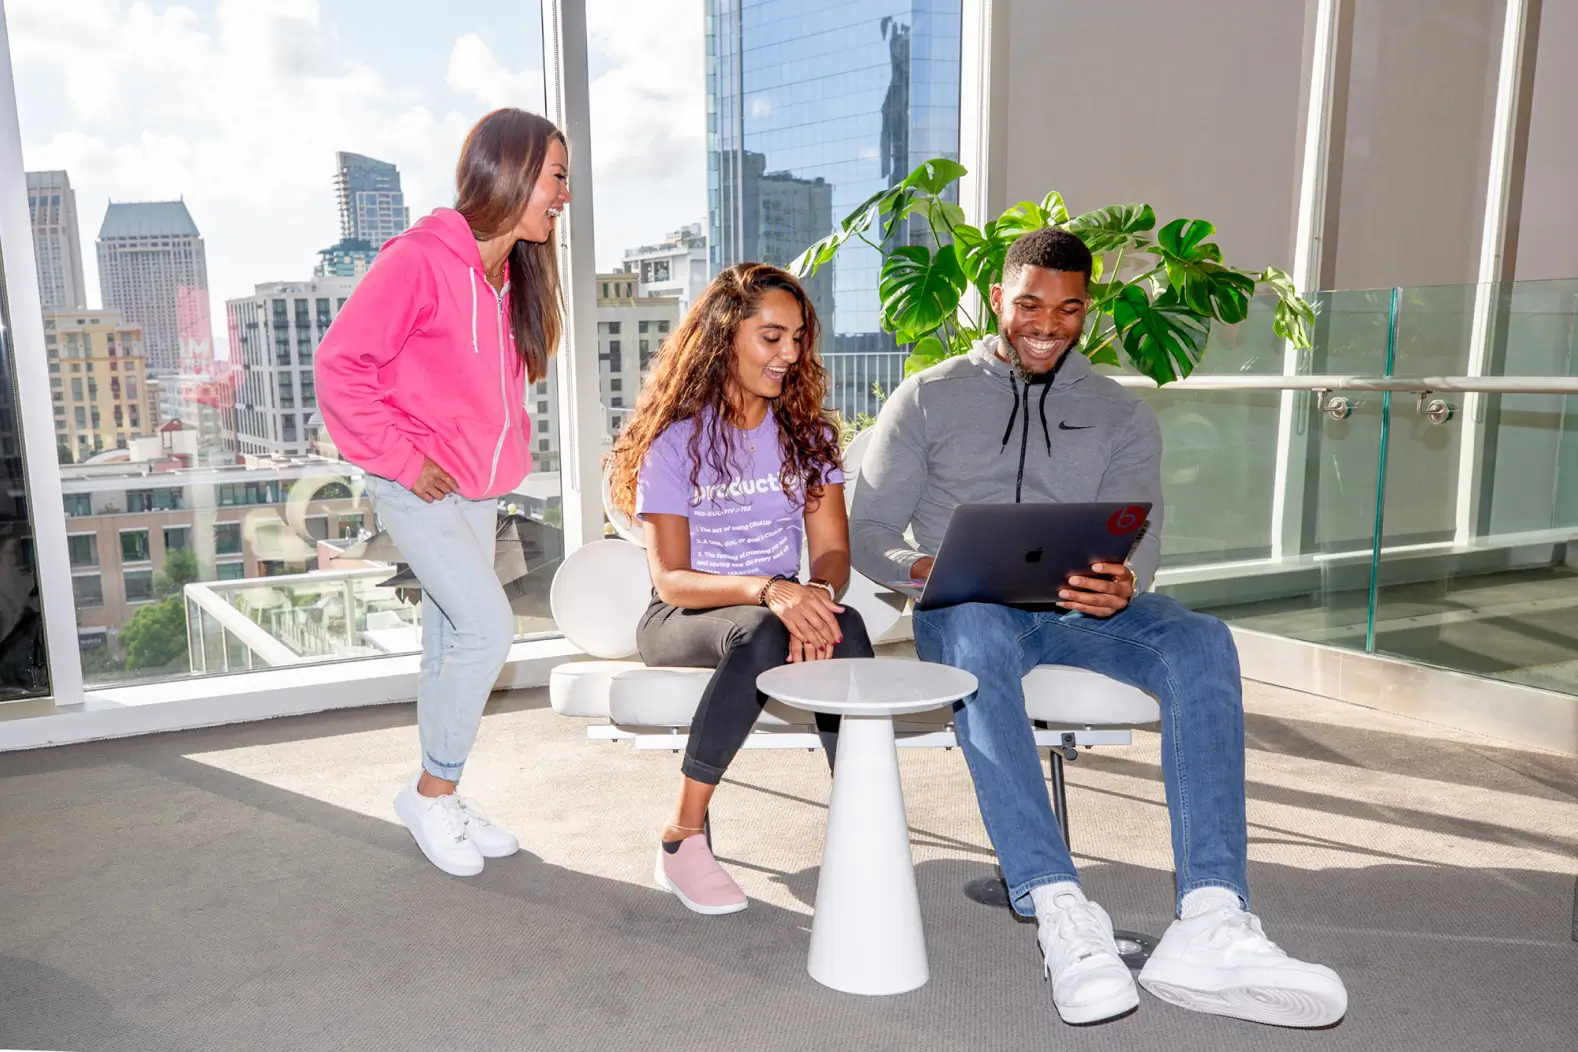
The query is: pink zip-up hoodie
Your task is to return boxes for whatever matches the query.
[314,207,532,500]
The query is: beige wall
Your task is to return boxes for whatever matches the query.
[1325,0,1505,290]
[1000,0,1577,293]
[1001,0,1310,273]
[1513,0,1578,282]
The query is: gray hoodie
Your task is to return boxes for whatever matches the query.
[849,335,1164,590]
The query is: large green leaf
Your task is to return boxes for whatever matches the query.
[903,335,949,377]
[900,157,969,195]
[1111,284,1211,383]
[1154,217,1222,263]
[898,195,967,235]
[953,222,1009,296]
[1065,204,1156,256]
[1199,263,1257,324]
[1260,265,1315,348]
[790,184,907,277]
[879,244,966,341]
[1040,191,1070,225]
[1147,218,1253,319]
[995,200,1053,239]
[1081,323,1121,367]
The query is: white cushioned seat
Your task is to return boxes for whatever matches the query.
[548,659,644,718]
[608,666,713,726]
[1022,664,1161,726]
[606,668,819,730]
[548,539,657,718]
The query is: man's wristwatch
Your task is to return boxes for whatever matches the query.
[1122,565,1141,594]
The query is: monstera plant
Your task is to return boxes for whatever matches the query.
[791,158,1314,383]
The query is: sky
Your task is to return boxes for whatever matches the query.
[9,0,708,358]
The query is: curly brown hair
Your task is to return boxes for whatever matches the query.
[607,263,841,520]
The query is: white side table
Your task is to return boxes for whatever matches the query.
[758,657,978,996]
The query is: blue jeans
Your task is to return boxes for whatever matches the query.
[365,475,515,783]
[913,593,1248,917]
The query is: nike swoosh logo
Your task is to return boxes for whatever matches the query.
[1058,422,1092,430]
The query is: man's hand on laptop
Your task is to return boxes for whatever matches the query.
[1057,562,1135,618]
[909,556,935,580]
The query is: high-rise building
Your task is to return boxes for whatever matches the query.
[334,152,410,246]
[313,237,379,279]
[42,310,149,463]
[96,200,212,377]
[707,0,962,418]
[227,276,358,458]
[527,273,680,475]
[26,170,86,311]
[622,222,710,312]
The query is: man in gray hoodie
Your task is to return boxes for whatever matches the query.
[851,228,1346,1028]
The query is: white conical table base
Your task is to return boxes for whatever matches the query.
[758,658,978,996]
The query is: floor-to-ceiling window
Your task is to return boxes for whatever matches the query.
[6,0,557,687]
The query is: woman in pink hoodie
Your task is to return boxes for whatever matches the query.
[315,108,570,877]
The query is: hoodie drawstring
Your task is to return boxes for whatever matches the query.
[1037,381,1053,456]
[998,358,1062,502]
[999,379,1021,449]
[469,271,479,354]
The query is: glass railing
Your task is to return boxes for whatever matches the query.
[1135,278,1578,698]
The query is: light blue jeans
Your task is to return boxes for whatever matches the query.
[913,594,1250,917]
[364,474,514,783]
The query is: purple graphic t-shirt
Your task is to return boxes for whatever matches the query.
[635,413,843,578]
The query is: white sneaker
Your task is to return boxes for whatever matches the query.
[1138,901,1348,1028]
[1037,888,1141,1024]
[454,796,519,858]
[393,777,484,877]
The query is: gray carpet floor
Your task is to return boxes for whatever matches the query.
[2,675,1575,1052]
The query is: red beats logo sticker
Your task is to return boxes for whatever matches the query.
[1107,505,1145,534]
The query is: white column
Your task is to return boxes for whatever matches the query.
[1456,0,1537,545]
[543,0,607,552]
[957,0,1007,229]
[1270,0,1345,561]
[956,0,1007,324]
[0,6,86,706]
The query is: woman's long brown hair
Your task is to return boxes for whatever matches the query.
[455,108,564,383]
[607,263,841,518]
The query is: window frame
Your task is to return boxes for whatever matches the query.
[0,0,627,730]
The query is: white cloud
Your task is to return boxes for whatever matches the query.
[583,0,707,269]
[447,33,544,111]
[9,0,709,326]
[8,0,509,355]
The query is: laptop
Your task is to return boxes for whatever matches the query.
[886,501,1151,611]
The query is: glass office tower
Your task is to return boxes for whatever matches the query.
[707,0,962,419]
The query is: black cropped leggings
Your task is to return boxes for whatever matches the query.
[636,596,875,785]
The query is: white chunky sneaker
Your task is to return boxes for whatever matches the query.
[393,777,484,877]
[455,796,519,858]
[1036,887,1141,1024]
[1138,896,1348,1028]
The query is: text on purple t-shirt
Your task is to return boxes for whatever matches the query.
[635,414,843,578]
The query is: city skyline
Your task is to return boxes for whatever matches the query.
[10,0,708,359]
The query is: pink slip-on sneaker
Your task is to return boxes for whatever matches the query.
[654,834,748,915]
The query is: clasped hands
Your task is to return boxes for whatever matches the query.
[761,578,844,662]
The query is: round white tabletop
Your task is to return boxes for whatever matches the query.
[758,657,978,717]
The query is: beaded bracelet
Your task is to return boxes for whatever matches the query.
[758,573,791,607]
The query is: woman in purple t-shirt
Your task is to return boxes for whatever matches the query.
[606,263,873,916]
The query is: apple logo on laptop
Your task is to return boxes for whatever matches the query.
[1024,546,1043,564]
